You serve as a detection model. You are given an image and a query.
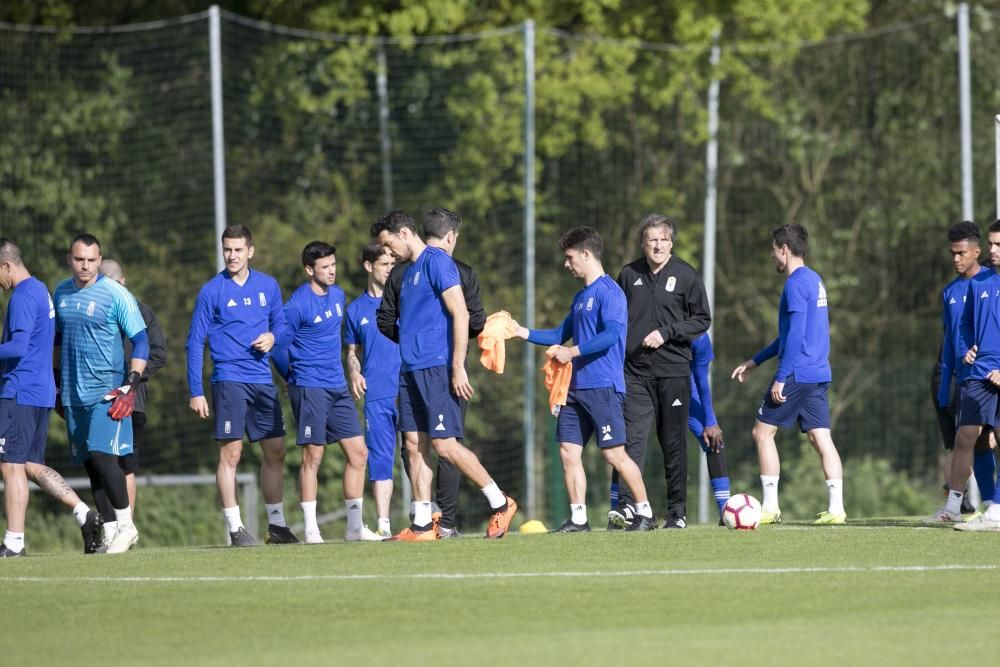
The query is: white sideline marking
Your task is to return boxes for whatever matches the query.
[1,564,997,584]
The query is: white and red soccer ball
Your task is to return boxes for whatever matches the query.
[722,493,762,530]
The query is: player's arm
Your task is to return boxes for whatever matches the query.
[442,284,473,400]
[376,265,403,343]
[104,291,149,419]
[656,273,712,344]
[691,346,722,451]
[270,301,299,382]
[461,265,487,338]
[512,314,572,345]
[186,286,213,418]
[346,343,366,401]
[0,305,30,360]
[937,300,953,407]
[731,338,777,383]
[140,305,168,378]
[252,282,285,353]
[960,281,978,365]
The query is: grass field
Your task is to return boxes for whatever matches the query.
[2,520,997,666]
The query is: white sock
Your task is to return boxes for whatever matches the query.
[760,475,780,511]
[265,502,286,527]
[72,502,90,527]
[345,498,363,532]
[825,479,844,515]
[301,501,318,535]
[945,490,964,515]
[114,506,134,529]
[413,501,432,528]
[223,505,244,532]
[103,521,118,541]
[570,503,587,525]
[4,531,24,553]
[985,503,1000,521]
[481,481,507,510]
[377,517,391,534]
[634,501,653,518]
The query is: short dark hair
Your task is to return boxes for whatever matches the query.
[771,223,808,258]
[948,221,981,244]
[370,209,416,238]
[0,238,22,266]
[638,214,676,243]
[989,219,1000,235]
[362,240,387,265]
[423,208,462,240]
[559,226,604,259]
[222,224,253,246]
[70,233,101,254]
[301,241,336,268]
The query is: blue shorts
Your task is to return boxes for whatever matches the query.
[211,381,285,442]
[397,366,464,439]
[957,378,1000,428]
[0,399,50,465]
[66,402,133,464]
[289,385,362,446]
[556,387,626,449]
[756,379,831,432]
[365,397,398,481]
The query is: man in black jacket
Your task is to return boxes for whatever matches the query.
[610,214,711,529]
[376,208,486,537]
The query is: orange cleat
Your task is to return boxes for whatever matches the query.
[485,497,518,539]
[431,511,443,535]
[390,526,439,542]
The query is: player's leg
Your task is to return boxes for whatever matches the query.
[972,430,996,511]
[799,382,845,524]
[657,376,690,528]
[211,382,256,545]
[328,387,380,542]
[395,371,436,539]
[938,379,994,522]
[25,462,103,552]
[299,444,324,543]
[0,462,28,556]
[122,410,145,511]
[618,371,654,514]
[436,396,470,537]
[364,398,396,536]
[551,441,589,532]
[751,419,781,523]
[78,404,137,554]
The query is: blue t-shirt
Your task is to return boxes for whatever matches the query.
[54,275,147,406]
[939,266,991,402]
[0,277,56,408]
[754,266,831,384]
[959,269,1000,380]
[186,269,286,396]
[397,246,461,372]
[345,292,401,402]
[688,333,717,433]
[273,283,348,390]
[567,275,627,393]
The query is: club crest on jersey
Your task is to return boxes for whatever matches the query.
[586,297,594,311]
[665,276,676,292]
[335,303,342,317]
[258,292,267,307]
[817,283,828,307]
[413,271,421,286]
[86,301,96,317]
[48,296,55,319]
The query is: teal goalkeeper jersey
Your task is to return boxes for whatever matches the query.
[54,275,147,406]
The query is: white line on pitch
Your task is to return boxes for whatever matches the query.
[1,564,997,584]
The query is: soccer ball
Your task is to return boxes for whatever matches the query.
[722,493,762,530]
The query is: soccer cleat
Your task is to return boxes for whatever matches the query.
[304,530,324,545]
[606,518,624,531]
[813,511,847,525]
[485,496,518,539]
[376,526,392,539]
[963,511,983,522]
[390,526,439,542]
[954,513,1000,532]
[0,543,25,558]
[550,519,591,533]
[437,526,463,539]
[662,516,687,529]
[81,510,105,554]
[924,507,963,523]
[607,503,636,530]
[105,524,139,554]
[627,515,657,531]
[229,527,258,547]
[345,525,387,542]
[759,509,782,525]
[266,524,300,544]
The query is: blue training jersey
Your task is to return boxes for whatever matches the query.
[397,246,461,372]
[345,292,401,402]
[0,277,56,408]
[688,333,717,435]
[54,275,146,406]
[959,269,1000,381]
[274,282,348,390]
[939,266,991,402]
[186,269,286,396]
[567,274,627,393]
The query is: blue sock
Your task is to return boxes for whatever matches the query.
[609,481,619,511]
[711,476,731,515]
[974,450,997,503]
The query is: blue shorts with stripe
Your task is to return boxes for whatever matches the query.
[556,387,626,449]
[211,381,285,442]
[397,366,463,439]
[957,378,1000,428]
[0,399,50,465]
[288,385,362,446]
[756,378,830,432]
[365,396,398,481]
[66,402,133,464]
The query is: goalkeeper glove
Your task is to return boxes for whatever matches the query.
[104,370,142,420]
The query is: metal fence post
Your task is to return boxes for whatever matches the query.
[209,5,227,271]
[522,19,537,519]
[958,3,973,221]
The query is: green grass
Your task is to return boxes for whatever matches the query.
[2,521,997,666]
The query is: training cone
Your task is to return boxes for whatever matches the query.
[519,519,547,534]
